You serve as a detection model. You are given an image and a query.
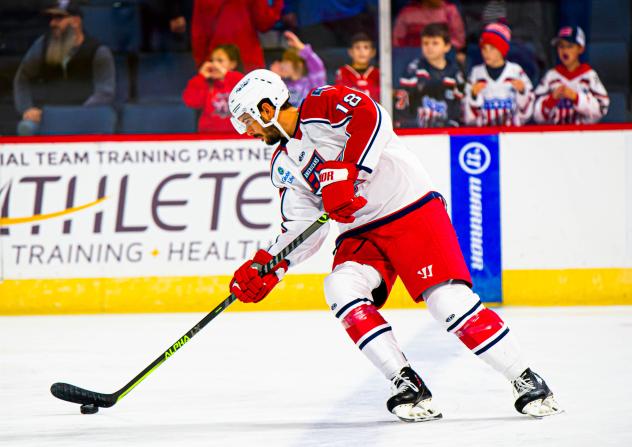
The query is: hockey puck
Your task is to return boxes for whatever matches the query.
[80,404,99,415]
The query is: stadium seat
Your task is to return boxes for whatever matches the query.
[39,105,117,135]
[590,0,631,43]
[119,103,196,134]
[136,52,196,102]
[318,47,351,84]
[0,55,21,103]
[0,103,18,136]
[601,91,629,123]
[82,3,141,53]
[589,42,630,91]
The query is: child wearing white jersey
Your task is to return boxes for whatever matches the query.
[464,22,534,127]
[534,26,609,125]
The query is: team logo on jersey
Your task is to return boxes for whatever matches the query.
[311,85,333,96]
[277,166,295,184]
[301,150,325,193]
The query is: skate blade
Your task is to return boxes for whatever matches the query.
[392,400,443,423]
[524,396,563,418]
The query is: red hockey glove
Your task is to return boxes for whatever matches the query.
[229,250,288,303]
[319,161,367,223]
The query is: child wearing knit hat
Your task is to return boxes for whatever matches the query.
[464,22,535,127]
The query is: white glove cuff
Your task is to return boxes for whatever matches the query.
[319,167,349,188]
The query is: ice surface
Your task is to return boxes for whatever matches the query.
[1,306,631,447]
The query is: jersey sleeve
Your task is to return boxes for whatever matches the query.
[514,67,535,125]
[533,70,556,123]
[464,67,485,126]
[300,85,393,174]
[266,187,330,267]
[575,71,609,123]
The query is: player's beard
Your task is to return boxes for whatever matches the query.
[260,124,283,145]
[46,26,78,66]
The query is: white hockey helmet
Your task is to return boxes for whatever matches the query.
[229,69,291,140]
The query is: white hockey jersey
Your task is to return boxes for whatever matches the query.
[464,62,534,126]
[533,63,609,125]
[266,84,435,267]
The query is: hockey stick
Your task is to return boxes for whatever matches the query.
[51,213,330,414]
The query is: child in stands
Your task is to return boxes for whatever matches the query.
[534,26,609,124]
[182,44,244,133]
[464,23,534,127]
[270,31,326,106]
[396,23,464,127]
[335,32,380,100]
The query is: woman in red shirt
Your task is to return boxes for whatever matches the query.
[192,0,284,72]
[182,44,245,133]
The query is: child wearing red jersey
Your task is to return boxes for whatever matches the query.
[335,33,380,100]
[182,44,244,133]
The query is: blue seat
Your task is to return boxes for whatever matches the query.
[137,53,196,102]
[590,0,631,42]
[40,106,117,135]
[0,104,18,136]
[120,103,196,134]
[82,3,141,53]
[0,55,21,103]
[589,41,630,90]
[601,91,629,123]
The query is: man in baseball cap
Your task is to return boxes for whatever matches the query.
[43,0,84,18]
[533,25,609,124]
[13,0,115,135]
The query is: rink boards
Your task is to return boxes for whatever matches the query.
[0,126,631,314]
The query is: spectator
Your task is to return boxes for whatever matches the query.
[393,1,465,59]
[270,31,325,106]
[13,0,115,136]
[464,23,534,127]
[192,0,284,72]
[283,0,377,49]
[182,44,244,133]
[396,23,465,128]
[334,33,380,100]
[534,26,609,125]
[460,1,557,73]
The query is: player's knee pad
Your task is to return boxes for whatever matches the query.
[324,262,390,349]
[324,261,381,319]
[424,282,508,355]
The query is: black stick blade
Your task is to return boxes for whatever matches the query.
[51,382,117,408]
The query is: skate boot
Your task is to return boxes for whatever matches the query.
[512,368,562,418]
[386,366,442,422]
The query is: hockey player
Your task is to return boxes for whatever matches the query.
[534,26,609,125]
[464,23,534,127]
[396,23,465,128]
[227,69,561,422]
[334,33,380,100]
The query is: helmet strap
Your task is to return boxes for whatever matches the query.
[259,102,292,141]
